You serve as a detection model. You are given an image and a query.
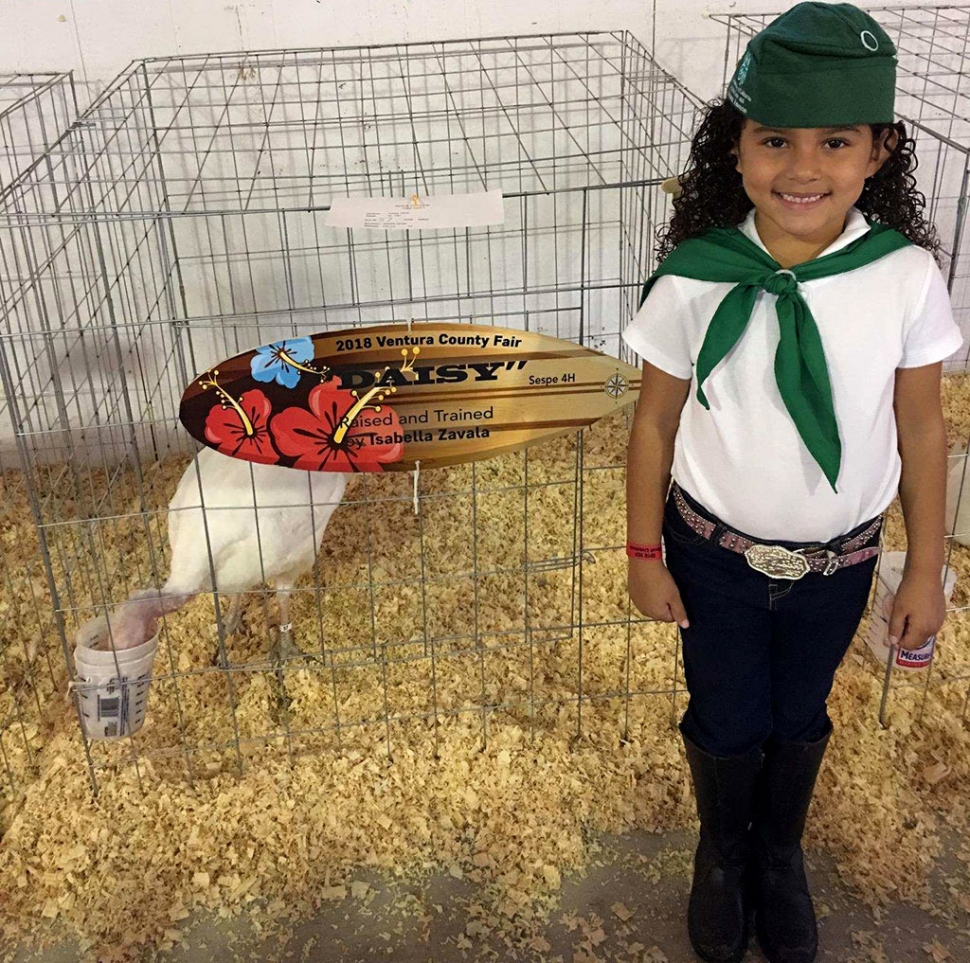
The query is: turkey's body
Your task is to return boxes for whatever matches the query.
[166,447,347,599]
[79,448,347,657]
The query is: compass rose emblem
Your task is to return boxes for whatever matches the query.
[604,373,628,399]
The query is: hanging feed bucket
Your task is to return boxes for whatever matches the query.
[72,632,158,740]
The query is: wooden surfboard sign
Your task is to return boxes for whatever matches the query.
[178,322,642,472]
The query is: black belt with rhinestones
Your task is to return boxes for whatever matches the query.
[671,484,882,580]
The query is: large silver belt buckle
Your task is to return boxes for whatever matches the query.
[744,543,810,580]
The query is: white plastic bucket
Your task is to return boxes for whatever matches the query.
[864,551,957,672]
[73,632,158,740]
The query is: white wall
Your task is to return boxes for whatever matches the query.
[0,0,947,126]
[0,0,662,105]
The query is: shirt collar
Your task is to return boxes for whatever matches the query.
[739,206,871,260]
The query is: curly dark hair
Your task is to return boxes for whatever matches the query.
[657,99,942,266]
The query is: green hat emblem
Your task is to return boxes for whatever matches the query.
[727,2,897,127]
[737,52,752,84]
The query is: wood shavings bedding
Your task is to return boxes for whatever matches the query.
[0,388,968,959]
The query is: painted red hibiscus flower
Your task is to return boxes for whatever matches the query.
[204,388,279,465]
[271,381,403,472]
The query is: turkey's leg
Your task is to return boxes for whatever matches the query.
[270,584,319,664]
[211,595,243,667]
[224,595,244,636]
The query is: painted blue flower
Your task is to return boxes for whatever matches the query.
[250,338,315,389]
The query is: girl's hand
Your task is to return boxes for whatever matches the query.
[888,569,946,652]
[628,559,690,629]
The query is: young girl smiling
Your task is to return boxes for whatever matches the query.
[623,4,962,962]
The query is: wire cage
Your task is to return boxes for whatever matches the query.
[0,73,79,192]
[0,33,703,793]
[0,71,82,821]
[711,4,970,728]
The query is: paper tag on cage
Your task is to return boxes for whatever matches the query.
[326,190,504,230]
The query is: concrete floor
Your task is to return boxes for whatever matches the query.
[7,830,969,963]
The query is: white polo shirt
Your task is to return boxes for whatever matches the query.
[622,207,964,542]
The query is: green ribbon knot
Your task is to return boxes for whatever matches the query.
[638,219,912,493]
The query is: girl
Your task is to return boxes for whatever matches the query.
[623,4,962,963]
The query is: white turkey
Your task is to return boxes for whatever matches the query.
[77,447,347,666]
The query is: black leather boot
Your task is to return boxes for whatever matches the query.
[752,722,832,963]
[682,729,764,963]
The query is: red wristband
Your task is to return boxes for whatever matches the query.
[626,542,663,560]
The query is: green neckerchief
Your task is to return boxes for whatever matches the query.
[638,219,912,492]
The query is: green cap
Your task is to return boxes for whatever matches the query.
[726,2,897,127]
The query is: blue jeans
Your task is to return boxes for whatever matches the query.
[663,486,881,757]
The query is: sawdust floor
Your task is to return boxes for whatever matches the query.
[4,386,970,962]
[8,827,969,963]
